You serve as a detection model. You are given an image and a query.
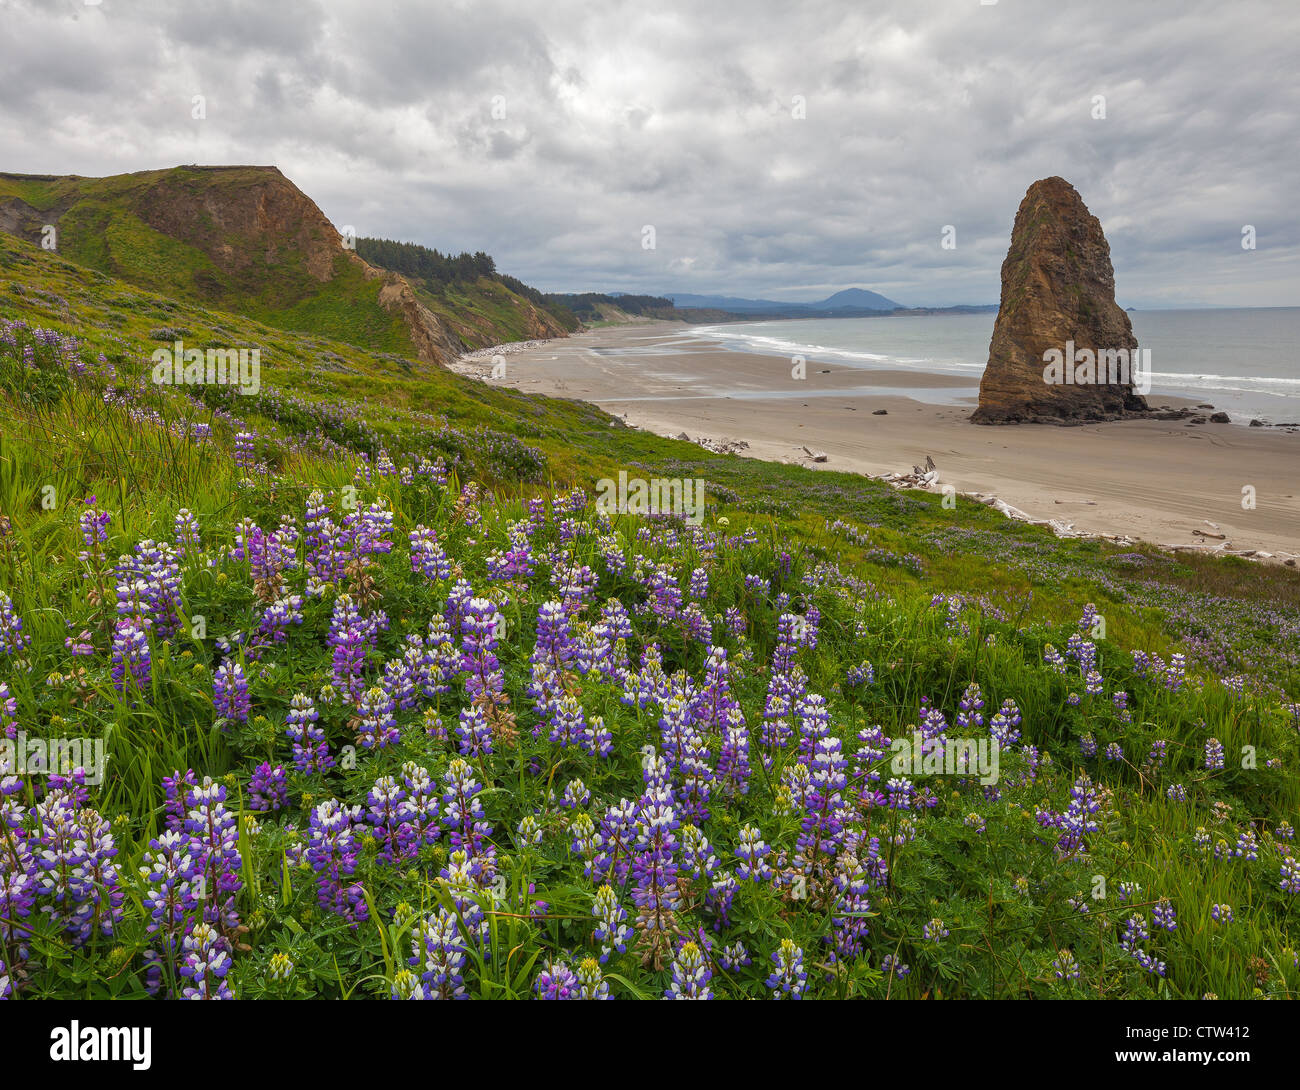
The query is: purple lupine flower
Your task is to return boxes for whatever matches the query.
[0,682,16,741]
[1204,738,1225,771]
[766,939,806,999]
[255,595,303,648]
[114,540,183,636]
[248,763,288,812]
[717,709,751,796]
[233,431,257,472]
[548,693,586,748]
[576,957,610,999]
[162,769,198,832]
[0,593,31,658]
[1152,899,1178,931]
[456,704,493,758]
[629,760,680,960]
[441,759,492,858]
[327,594,387,705]
[410,525,453,581]
[77,501,111,563]
[460,597,506,700]
[285,693,332,773]
[581,715,613,758]
[214,660,250,723]
[356,686,399,750]
[923,918,949,942]
[139,827,204,995]
[535,959,580,999]
[183,777,242,930]
[592,884,631,963]
[178,922,234,999]
[111,616,151,692]
[665,940,712,999]
[306,799,368,925]
[173,508,201,557]
[408,906,468,1000]
[736,824,774,882]
[989,698,1021,747]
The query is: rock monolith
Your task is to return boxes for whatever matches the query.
[972,177,1150,424]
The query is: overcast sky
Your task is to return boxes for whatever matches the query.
[2,0,1296,306]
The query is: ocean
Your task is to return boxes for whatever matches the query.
[695,307,1300,423]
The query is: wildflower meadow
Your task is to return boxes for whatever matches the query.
[1,311,1297,1011]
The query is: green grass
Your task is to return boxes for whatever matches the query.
[0,229,1298,1001]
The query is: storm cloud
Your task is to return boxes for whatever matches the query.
[1,0,1295,306]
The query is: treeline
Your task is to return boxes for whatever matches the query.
[543,293,677,321]
[355,237,497,287]
[356,237,580,329]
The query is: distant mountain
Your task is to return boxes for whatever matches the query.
[811,288,899,311]
[664,288,902,313]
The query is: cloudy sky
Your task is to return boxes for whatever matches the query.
[2,0,1297,306]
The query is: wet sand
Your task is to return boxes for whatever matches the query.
[454,323,1300,560]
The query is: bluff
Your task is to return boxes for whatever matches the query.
[0,166,566,366]
[972,177,1149,424]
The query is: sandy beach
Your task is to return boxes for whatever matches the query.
[455,323,1300,560]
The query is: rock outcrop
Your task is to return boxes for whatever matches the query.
[972,177,1149,424]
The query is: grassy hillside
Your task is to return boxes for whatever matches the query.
[1,229,1298,1000]
[0,167,568,362]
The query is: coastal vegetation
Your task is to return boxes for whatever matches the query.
[1,221,1298,1001]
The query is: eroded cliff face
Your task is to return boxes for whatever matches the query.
[972,176,1150,424]
[369,266,465,365]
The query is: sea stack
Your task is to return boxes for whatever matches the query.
[972,177,1150,424]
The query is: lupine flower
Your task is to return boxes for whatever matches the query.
[110,617,151,692]
[766,939,806,999]
[248,763,288,812]
[719,942,751,971]
[665,940,712,999]
[576,956,610,999]
[592,884,631,963]
[214,661,250,723]
[268,952,294,982]
[0,594,30,659]
[1053,950,1081,981]
[173,508,201,556]
[184,778,242,930]
[178,922,234,999]
[535,959,580,999]
[356,686,399,750]
[286,693,332,773]
[456,703,493,757]
[1152,899,1178,931]
[409,907,468,999]
[306,799,368,925]
[736,824,773,882]
[923,918,949,942]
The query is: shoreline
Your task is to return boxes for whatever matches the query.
[453,323,1300,563]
